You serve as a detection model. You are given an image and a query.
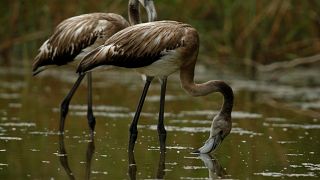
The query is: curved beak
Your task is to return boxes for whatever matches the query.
[140,0,157,21]
[193,133,223,154]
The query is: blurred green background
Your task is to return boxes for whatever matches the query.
[1,0,320,76]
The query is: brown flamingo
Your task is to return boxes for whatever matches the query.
[76,21,234,153]
[32,0,157,135]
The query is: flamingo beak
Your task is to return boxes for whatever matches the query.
[193,132,223,154]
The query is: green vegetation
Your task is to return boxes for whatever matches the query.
[1,0,320,73]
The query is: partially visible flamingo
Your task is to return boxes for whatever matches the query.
[32,0,157,135]
[76,21,234,153]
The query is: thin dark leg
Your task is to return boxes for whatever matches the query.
[60,74,85,133]
[158,77,167,151]
[128,76,154,152]
[87,72,96,136]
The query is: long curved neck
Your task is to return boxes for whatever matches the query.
[128,0,157,25]
[128,0,141,25]
[141,0,157,22]
[180,63,234,116]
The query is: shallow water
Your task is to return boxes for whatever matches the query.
[0,64,319,179]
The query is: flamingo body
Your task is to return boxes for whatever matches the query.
[33,13,130,74]
[77,20,234,153]
[32,0,158,134]
[77,21,198,77]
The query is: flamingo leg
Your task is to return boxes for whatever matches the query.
[158,77,167,151]
[129,76,154,151]
[60,74,85,133]
[87,72,96,136]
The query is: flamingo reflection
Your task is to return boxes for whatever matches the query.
[58,135,95,180]
[199,154,227,179]
[128,142,166,179]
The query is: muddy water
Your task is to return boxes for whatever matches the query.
[0,64,319,179]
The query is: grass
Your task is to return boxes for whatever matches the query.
[1,0,319,74]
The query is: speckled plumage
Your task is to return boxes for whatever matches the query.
[33,13,129,74]
[77,21,199,77]
[32,0,158,135]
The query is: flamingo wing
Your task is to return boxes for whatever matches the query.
[77,21,192,73]
[33,13,129,73]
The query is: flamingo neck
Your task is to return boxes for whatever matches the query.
[129,0,157,25]
[141,0,157,22]
[128,0,141,25]
[180,64,234,116]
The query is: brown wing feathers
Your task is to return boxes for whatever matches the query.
[33,13,129,74]
[77,21,189,73]
[33,15,99,72]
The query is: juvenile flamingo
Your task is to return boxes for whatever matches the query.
[76,21,234,153]
[32,0,157,135]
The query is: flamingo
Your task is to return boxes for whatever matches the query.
[32,0,157,135]
[76,21,234,153]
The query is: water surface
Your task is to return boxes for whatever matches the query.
[0,64,319,179]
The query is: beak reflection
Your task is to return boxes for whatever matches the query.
[199,154,227,179]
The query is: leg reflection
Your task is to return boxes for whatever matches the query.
[58,135,95,180]
[128,141,166,179]
[58,135,75,180]
[156,150,166,179]
[85,138,95,180]
[128,150,137,180]
[198,154,227,179]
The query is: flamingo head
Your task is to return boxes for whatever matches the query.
[194,113,232,154]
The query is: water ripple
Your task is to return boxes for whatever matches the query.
[0,93,20,99]
[264,122,320,129]
[254,172,316,177]
[0,137,22,141]
[0,122,36,127]
[138,125,262,136]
